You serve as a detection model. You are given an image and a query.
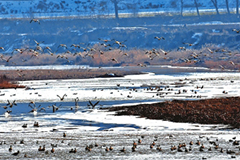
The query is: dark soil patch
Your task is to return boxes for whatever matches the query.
[106,97,240,128]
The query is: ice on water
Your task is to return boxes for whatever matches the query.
[0,67,239,133]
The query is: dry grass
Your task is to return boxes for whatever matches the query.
[0,75,25,89]
[108,97,240,128]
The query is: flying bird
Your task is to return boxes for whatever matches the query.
[109,58,118,63]
[177,47,186,51]
[57,94,67,101]
[183,42,195,46]
[1,56,12,63]
[154,36,165,40]
[88,100,100,109]
[34,40,44,46]
[30,18,40,24]
[58,44,67,49]
[232,29,240,33]
[207,48,214,54]
[7,100,17,108]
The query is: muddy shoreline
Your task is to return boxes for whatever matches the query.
[0,69,141,81]
[106,97,240,128]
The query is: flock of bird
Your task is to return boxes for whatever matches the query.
[2,96,100,118]
[0,18,239,71]
[1,130,240,158]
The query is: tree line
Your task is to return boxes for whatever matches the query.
[111,0,240,19]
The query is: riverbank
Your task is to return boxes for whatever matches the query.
[106,97,240,128]
[0,68,141,81]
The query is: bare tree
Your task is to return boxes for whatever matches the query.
[194,0,200,16]
[237,0,239,14]
[111,0,121,19]
[211,0,219,15]
[180,0,184,16]
[226,0,230,14]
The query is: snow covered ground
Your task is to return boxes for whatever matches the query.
[0,66,239,159]
[0,66,239,131]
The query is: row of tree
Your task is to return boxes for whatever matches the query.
[190,0,240,16]
[111,0,240,19]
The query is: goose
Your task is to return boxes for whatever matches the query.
[207,48,214,53]
[51,147,55,153]
[30,18,40,24]
[100,43,110,47]
[138,138,142,144]
[34,40,44,46]
[105,147,109,152]
[109,146,113,151]
[12,150,20,156]
[1,56,12,63]
[156,146,162,151]
[154,36,165,40]
[12,48,27,54]
[47,50,55,56]
[58,44,67,49]
[22,124,27,128]
[4,110,11,118]
[137,63,146,67]
[98,38,111,42]
[99,50,104,55]
[183,42,195,46]
[57,54,68,60]
[159,49,171,55]
[120,147,125,152]
[132,145,136,152]
[35,46,43,52]
[229,61,235,65]
[177,47,186,51]
[49,103,61,113]
[133,141,137,147]
[85,145,91,151]
[109,58,118,63]
[44,46,52,51]
[29,103,42,116]
[57,94,67,101]
[7,100,17,108]
[74,97,79,112]
[232,29,240,33]
[122,52,129,56]
[69,148,77,153]
[2,106,7,109]
[9,145,12,152]
[34,121,39,127]
[88,100,100,109]
[30,51,40,58]
[70,44,80,48]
